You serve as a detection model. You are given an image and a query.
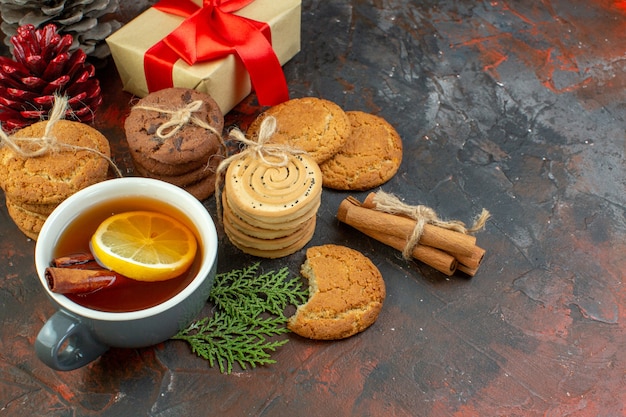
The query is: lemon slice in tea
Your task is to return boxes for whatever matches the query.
[90,211,197,282]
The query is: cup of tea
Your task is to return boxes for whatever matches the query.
[34,177,218,371]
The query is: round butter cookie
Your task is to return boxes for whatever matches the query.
[320,111,403,191]
[0,120,111,207]
[124,87,224,167]
[288,244,386,340]
[247,97,351,165]
[221,149,322,258]
[224,152,322,224]
[223,215,317,259]
[222,192,318,239]
[223,212,316,251]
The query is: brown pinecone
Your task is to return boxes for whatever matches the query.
[0,0,121,59]
[0,24,102,132]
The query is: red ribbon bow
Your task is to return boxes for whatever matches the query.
[145,0,289,107]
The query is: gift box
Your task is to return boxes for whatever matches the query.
[106,0,301,114]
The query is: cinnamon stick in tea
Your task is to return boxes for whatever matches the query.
[46,252,136,294]
[337,198,476,259]
[52,252,96,267]
[45,267,127,294]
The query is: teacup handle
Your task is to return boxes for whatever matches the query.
[35,310,109,371]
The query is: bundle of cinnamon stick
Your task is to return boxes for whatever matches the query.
[336,191,489,276]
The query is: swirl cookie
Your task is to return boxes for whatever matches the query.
[288,244,386,340]
[320,111,403,191]
[224,152,322,223]
[246,97,351,165]
[221,151,323,258]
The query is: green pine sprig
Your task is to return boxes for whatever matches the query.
[209,262,308,318]
[171,263,308,374]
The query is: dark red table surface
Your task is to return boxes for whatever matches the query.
[2,1,626,416]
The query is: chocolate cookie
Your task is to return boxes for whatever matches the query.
[125,87,224,167]
[132,156,218,188]
[320,111,403,191]
[288,244,386,340]
[182,172,218,201]
[129,147,209,177]
[246,97,351,165]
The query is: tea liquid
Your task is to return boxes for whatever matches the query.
[54,196,202,312]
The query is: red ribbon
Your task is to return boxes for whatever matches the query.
[145,0,289,107]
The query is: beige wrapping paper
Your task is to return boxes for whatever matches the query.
[106,0,301,113]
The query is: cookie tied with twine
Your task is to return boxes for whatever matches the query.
[124,88,226,200]
[0,94,117,239]
[216,116,323,258]
[132,99,222,142]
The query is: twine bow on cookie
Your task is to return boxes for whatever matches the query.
[371,190,490,260]
[0,95,68,158]
[214,115,306,222]
[0,95,122,177]
[132,99,222,141]
[225,115,306,167]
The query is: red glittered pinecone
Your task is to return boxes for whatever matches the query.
[0,23,102,132]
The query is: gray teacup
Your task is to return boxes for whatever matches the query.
[34,177,218,371]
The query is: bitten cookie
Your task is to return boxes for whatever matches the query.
[320,111,403,190]
[288,244,386,340]
[246,97,351,165]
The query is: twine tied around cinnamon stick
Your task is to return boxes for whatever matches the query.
[337,193,489,276]
[214,115,307,223]
[370,190,490,260]
[0,94,122,177]
[132,99,223,141]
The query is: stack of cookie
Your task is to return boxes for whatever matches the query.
[124,88,225,201]
[221,151,323,258]
[247,98,403,191]
[0,120,111,240]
